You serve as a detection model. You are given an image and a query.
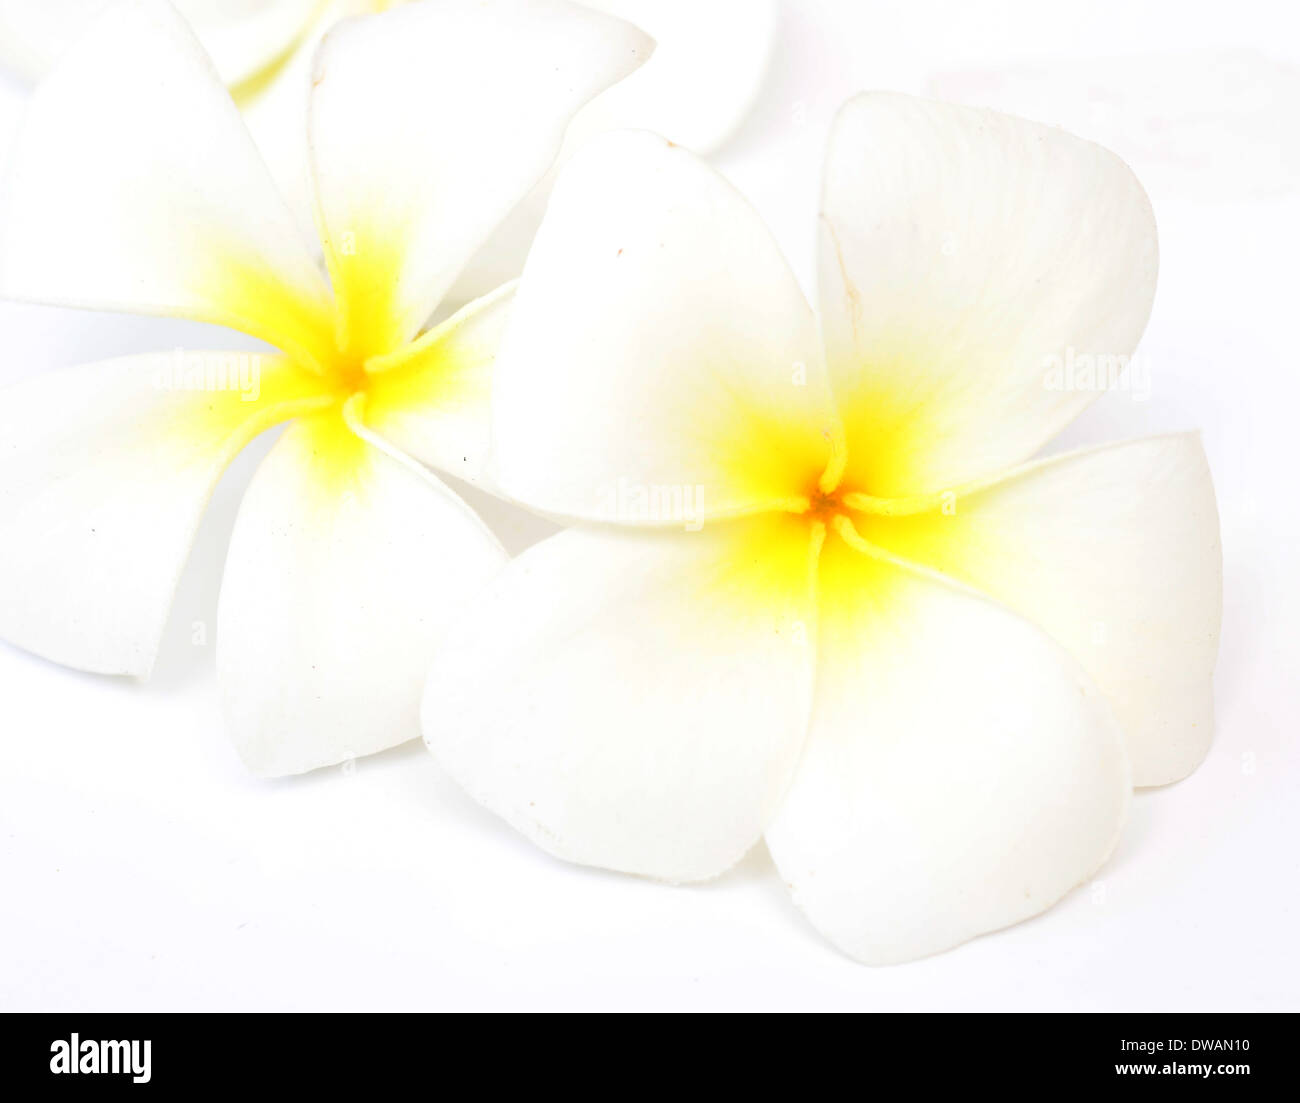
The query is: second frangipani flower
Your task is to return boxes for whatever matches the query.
[423,96,1223,964]
[0,0,652,775]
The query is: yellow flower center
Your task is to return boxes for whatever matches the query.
[321,350,372,400]
[715,438,967,624]
[782,445,950,554]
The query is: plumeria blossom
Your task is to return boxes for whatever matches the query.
[0,0,775,297]
[422,96,1223,964]
[0,0,652,775]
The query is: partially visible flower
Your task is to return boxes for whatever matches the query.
[0,0,652,775]
[0,0,775,291]
[421,96,1223,963]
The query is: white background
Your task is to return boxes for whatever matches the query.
[1,0,1297,1010]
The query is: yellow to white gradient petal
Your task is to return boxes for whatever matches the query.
[492,130,840,522]
[308,0,654,357]
[0,0,337,369]
[0,352,329,676]
[819,93,1158,497]
[766,538,1130,966]
[425,514,821,883]
[219,405,505,777]
[363,281,516,490]
[861,433,1223,787]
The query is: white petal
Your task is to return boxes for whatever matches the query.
[189,0,322,90]
[362,282,514,491]
[819,92,1158,496]
[493,130,837,523]
[0,351,325,676]
[0,0,334,366]
[0,0,96,81]
[862,434,1222,786]
[307,0,653,356]
[574,0,777,153]
[235,1,345,248]
[217,407,506,777]
[424,515,820,883]
[765,537,1130,964]
[439,163,556,309]
[446,0,780,303]
[0,0,320,86]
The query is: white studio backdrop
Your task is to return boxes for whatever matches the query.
[0,0,1296,1010]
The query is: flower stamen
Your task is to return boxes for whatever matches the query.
[842,489,953,517]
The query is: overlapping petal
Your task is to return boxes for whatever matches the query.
[444,0,780,302]
[0,0,322,86]
[492,130,838,523]
[0,0,335,367]
[191,0,324,91]
[424,514,820,882]
[235,0,354,244]
[217,405,506,777]
[765,536,1131,964]
[362,282,514,490]
[307,0,653,357]
[574,0,776,154]
[861,433,1222,786]
[819,93,1158,496]
[0,351,327,676]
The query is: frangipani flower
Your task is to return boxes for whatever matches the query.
[422,96,1223,963]
[0,0,775,299]
[0,0,652,775]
